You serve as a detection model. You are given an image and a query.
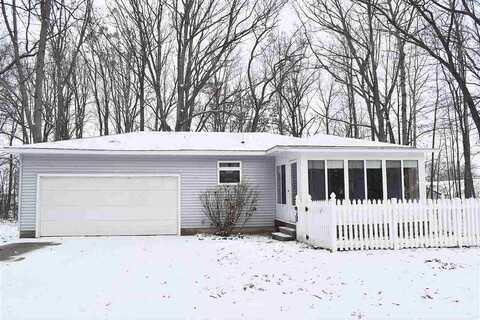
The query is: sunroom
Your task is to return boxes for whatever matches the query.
[272,144,428,226]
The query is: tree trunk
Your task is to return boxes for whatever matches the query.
[32,0,51,142]
[398,36,408,145]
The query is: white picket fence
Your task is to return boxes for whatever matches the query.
[296,194,480,251]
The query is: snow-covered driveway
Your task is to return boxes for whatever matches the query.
[1,228,480,319]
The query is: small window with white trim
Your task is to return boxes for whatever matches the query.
[218,161,241,184]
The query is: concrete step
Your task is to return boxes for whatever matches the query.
[278,226,296,237]
[272,232,294,241]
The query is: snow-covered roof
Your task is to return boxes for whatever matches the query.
[301,133,415,149]
[5,131,426,155]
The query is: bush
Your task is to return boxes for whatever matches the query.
[200,183,258,236]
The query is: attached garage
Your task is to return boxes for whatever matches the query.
[37,175,180,237]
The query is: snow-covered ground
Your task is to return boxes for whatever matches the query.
[1,227,480,319]
[0,221,18,243]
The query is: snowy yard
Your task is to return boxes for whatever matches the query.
[1,222,480,320]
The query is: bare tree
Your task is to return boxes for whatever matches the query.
[365,0,480,141]
[169,0,285,131]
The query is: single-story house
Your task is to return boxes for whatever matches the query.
[5,132,429,238]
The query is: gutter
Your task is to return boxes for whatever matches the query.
[3,144,436,156]
[266,145,436,154]
[2,147,269,156]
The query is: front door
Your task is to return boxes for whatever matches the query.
[287,161,298,222]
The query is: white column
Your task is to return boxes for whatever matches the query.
[418,157,427,200]
[363,160,367,200]
[344,159,349,201]
[382,159,388,201]
[299,154,309,203]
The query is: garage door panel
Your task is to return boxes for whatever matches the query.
[41,176,178,191]
[43,206,178,221]
[39,176,179,236]
[41,220,178,236]
[41,189,178,207]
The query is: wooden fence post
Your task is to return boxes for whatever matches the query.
[295,195,303,242]
[304,194,312,243]
[330,193,337,252]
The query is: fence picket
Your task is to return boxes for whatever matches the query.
[440,198,447,247]
[348,201,355,250]
[470,198,476,245]
[418,200,424,247]
[465,198,471,246]
[356,200,362,250]
[421,200,428,247]
[354,200,360,250]
[470,198,475,246]
[382,200,388,249]
[392,199,398,249]
[468,198,475,246]
[373,200,378,249]
[337,200,343,250]
[420,200,425,247]
[397,200,403,249]
[451,198,457,247]
[426,199,433,247]
[445,198,452,247]
[405,200,411,248]
[441,198,447,247]
[431,199,438,247]
[472,199,480,246]
[380,200,386,249]
[458,198,464,247]
[469,198,475,246]
[350,201,358,250]
[413,200,419,247]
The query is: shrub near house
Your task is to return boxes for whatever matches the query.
[200,183,258,236]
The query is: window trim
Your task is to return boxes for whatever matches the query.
[217,161,242,185]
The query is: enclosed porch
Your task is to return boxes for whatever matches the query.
[273,149,427,226]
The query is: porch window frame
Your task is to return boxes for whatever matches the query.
[276,164,287,205]
[366,160,384,200]
[305,156,422,202]
[326,160,346,201]
[403,159,420,200]
[308,160,327,201]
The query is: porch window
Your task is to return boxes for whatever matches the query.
[404,160,419,200]
[366,160,383,200]
[291,162,298,205]
[276,165,286,204]
[218,161,241,184]
[386,160,402,200]
[349,160,365,201]
[327,160,345,200]
[308,160,326,201]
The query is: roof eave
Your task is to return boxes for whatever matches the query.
[4,145,436,156]
[3,148,268,156]
[267,145,435,154]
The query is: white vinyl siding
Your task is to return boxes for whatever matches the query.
[19,154,275,234]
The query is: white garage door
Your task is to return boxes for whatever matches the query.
[38,175,179,237]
